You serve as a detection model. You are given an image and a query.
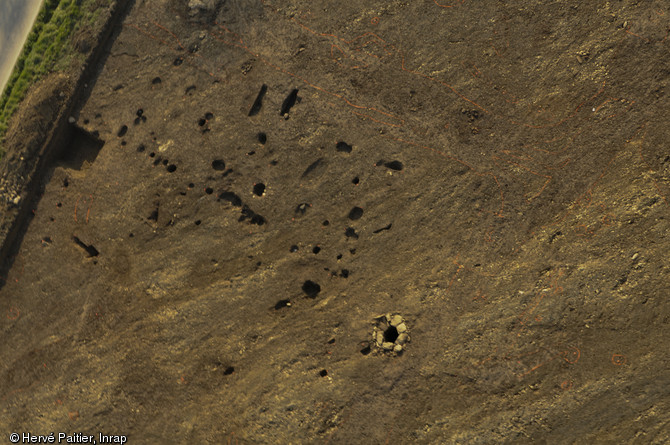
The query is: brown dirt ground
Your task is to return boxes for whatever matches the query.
[1,0,670,443]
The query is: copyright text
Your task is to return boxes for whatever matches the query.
[8,432,127,444]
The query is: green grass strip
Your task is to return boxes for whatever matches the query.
[0,0,83,154]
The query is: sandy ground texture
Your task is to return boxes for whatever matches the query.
[1,0,670,443]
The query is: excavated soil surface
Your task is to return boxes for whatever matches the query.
[1,1,670,443]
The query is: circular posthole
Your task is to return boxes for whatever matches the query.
[302,280,321,298]
[253,183,266,196]
[371,313,410,355]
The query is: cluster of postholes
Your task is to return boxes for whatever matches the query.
[372,313,410,354]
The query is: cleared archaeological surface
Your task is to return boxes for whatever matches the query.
[1,0,669,443]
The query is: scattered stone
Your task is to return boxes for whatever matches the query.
[188,0,214,14]
[389,315,403,327]
[396,323,407,333]
[396,333,409,345]
[382,342,395,350]
[393,344,403,353]
[295,203,310,215]
[576,50,590,64]
[187,0,221,22]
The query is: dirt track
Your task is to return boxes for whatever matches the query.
[1,1,670,443]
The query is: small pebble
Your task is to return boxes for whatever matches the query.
[397,323,407,333]
[396,333,409,345]
[382,342,395,350]
[393,344,403,353]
